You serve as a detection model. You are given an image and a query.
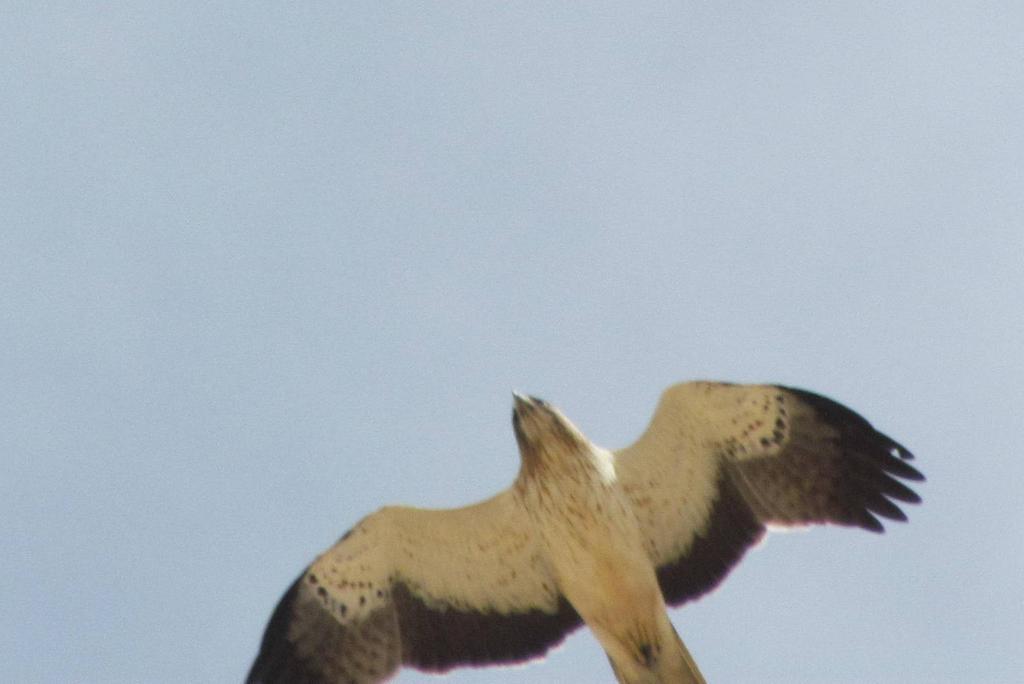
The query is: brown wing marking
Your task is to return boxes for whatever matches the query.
[654,469,766,607]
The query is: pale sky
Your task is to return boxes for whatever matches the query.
[2,3,1022,683]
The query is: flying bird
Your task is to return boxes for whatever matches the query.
[247,381,923,683]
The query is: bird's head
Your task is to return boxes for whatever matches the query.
[511,392,592,474]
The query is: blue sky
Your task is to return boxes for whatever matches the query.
[2,3,1022,683]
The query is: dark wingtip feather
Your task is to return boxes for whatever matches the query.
[859,511,885,533]
[874,474,922,504]
[870,445,925,482]
[864,491,909,522]
[246,571,320,684]
[893,444,915,460]
[779,385,924,532]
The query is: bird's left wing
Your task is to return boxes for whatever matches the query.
[247,489,581,684]
[615,381,923,608]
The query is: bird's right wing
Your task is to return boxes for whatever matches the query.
[247,489,581,684]
[615,381,923,608]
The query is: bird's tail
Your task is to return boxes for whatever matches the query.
[669,623,707,684]
[607,621,706,684]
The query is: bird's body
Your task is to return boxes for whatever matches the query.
[247,381,923,683]
[512,395,704,683]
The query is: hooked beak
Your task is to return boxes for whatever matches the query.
[512,392,548,413]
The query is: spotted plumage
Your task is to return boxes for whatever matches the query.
[247,381,923,683]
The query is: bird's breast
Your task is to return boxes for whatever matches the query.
[520,465,658,622]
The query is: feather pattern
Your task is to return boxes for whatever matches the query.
[615,382,922,606]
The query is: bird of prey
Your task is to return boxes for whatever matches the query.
[247,381,923,683]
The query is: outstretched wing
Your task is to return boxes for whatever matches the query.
[247,490,581,684]
[615,381,924,607]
